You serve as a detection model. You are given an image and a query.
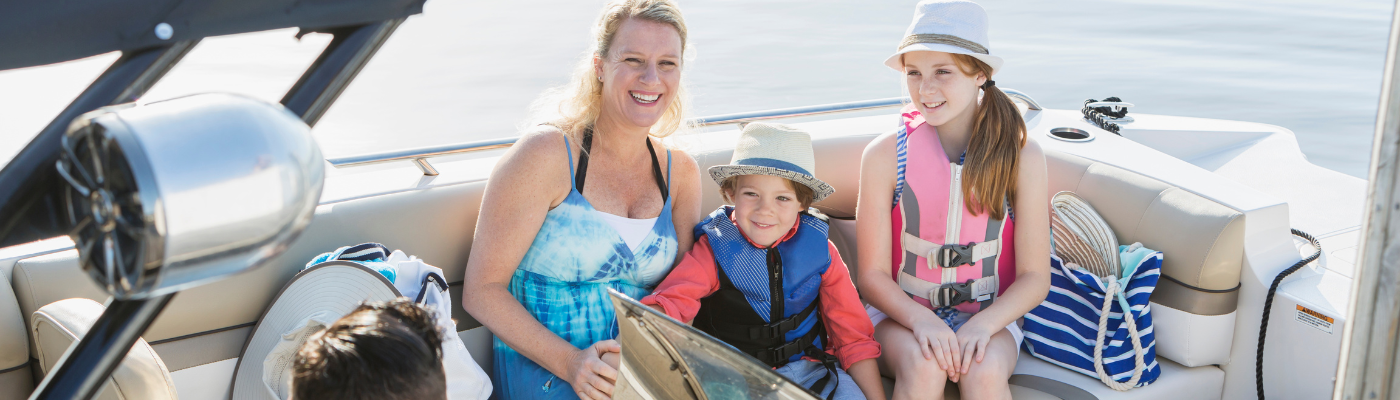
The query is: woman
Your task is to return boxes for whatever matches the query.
[460,1,702,399]
[854,1,1051,399]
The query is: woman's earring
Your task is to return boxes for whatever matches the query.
[598,76,603,82]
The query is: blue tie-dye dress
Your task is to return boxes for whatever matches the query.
[492,135,679,399]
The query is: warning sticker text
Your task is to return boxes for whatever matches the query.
[1296,305,1334,334]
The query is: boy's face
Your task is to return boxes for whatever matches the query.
[727,175,803,248]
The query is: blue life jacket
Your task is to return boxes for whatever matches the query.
[691,206,834,367]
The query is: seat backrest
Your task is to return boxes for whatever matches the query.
[0,272,31,400]
[1045,149,1244,367]
[10,180,491,377]
[30,298,178,400]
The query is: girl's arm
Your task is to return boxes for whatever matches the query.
[856,131,962,373]
[958,137,1053,365]
[461,127,618,398]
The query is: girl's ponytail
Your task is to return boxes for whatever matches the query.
[956,55,1026,220]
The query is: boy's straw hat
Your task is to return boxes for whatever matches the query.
[884,0,1003,76]
[708,122,834,203]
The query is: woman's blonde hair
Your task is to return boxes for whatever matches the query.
[531,0,691,138]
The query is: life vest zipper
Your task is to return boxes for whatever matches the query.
[945,162,963,285]
[767,248,784,324]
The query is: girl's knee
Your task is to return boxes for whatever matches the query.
[959,358,1011,388]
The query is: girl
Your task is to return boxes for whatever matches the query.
[854,1,1051,399]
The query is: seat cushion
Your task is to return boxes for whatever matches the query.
[31,298,178,400]
[1013,351,1223,399]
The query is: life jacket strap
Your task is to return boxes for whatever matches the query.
[707,297,822,341]
[754,318,826,367]
[898,272,999,308]
[902,232,999,269]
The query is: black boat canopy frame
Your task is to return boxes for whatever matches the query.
[0,0,423,72]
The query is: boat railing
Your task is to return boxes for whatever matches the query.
[327,88,1042,176]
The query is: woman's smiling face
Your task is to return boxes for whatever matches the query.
[596,18,683,131]
[726,175,803,248]
[903,51,985,127]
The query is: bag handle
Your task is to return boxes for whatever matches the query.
[1093,279,1147,391]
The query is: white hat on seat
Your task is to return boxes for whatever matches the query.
[884,0,1003,76]
[230,261,401,400]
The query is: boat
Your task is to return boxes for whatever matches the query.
[0,0,1379,399]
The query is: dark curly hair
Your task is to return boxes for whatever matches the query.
[292,298,446,400]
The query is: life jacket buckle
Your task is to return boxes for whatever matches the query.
[930,279,975,307]
[931,243,977,269]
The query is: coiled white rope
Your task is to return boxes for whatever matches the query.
[1093,279,1146,391]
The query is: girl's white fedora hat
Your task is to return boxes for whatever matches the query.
[708,122,835,203]
[884,0,1003,76]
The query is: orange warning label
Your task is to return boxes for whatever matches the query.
[1296,305,1334,334]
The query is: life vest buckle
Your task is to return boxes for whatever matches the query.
[928,277,999,308]
[930,279,975,307]
[932,243,977,269]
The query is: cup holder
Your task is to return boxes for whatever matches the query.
[1048,127,1093,142]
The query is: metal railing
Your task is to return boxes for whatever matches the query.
[327,88,1042,175]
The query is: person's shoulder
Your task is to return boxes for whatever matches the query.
[865,128,902,152]
[654,137,701,178]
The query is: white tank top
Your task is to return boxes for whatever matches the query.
[593,210,658,253]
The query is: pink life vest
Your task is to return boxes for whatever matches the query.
[890,104,1016,314]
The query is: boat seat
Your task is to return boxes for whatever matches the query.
[30,298,178,400]
[0,272,31,400]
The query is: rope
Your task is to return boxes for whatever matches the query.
[1092,279,1147,391]
[1082,97,1127,135]
[1256,229,1321,399]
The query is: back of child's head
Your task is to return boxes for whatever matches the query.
[292,299,446,400]
[719,175,816,209]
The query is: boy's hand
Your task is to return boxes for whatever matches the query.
[954,318,998,375]
[909,311,961,381]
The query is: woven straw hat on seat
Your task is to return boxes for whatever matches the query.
[1050,191,1120,278]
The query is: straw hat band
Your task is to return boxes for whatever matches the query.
[733,157,812,177]
[898,33,987,55]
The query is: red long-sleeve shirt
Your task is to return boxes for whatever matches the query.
[640,220,881,369]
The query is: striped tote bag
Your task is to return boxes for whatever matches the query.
[1022,245,1163,390]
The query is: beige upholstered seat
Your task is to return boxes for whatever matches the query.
[30,298,178,400]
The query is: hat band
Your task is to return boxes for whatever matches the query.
[733,157,813,178]
[898,33,988,55]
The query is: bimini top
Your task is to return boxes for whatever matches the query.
[0,0,425,71]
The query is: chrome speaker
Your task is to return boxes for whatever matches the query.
[55,93,324,299]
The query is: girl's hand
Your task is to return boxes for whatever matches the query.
[568,340,621,399]
[955,319,998,375]
[909,311,961,381]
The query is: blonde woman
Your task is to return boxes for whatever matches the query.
[460,1,702,399]
[855,1,1051,399]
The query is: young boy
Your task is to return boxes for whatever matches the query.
[641,123,884,400]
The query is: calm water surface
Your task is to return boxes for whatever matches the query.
[0,0,1391,178]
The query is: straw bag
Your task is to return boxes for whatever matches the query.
[1022,192,1162,390]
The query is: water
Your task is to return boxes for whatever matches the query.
[0,0,1391,178]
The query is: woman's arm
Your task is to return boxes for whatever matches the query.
[461,127,618,396]
[957,137,1052,365]
[664,145,703,262]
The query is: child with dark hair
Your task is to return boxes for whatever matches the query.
[293,299,447,400]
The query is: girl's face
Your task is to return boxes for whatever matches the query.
[596,18,683,131]
[903,51,986,127]
[727,175,803,248]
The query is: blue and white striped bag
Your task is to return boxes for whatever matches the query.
[1022,244,1163,390]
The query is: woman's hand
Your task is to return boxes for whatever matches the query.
[568,340,621,399]
[908,311,961,381]
[954,318,998,375]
